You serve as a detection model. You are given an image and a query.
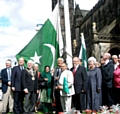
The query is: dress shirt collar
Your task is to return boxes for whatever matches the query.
[114,62,119,70]
[74,64,79,70]
[104,59,109,65]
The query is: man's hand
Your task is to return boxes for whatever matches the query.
[57,85,63,90]
[55,86,58,89]
[12,87,15,91]
[44,78,48,81]
[81,90,85,93]
[37,90,39,94]
[24,89,28,93]
[55,77,59,80]
[97,89,100,93]
[8,81,11,86]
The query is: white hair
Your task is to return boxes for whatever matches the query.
[88,57,97,64]
[34,63,38,67]
[112,55,118,59]
[118,54,120,58]
[57,58,64,62]
[27,60,34,64]
[104,53,111,59]
[19,57,24,61]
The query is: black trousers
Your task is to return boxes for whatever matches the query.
[55,90,63,113]
[23,91,36,113]
[102,86,114,106]
[13,91,24,114]
[75,93,86,111]
[114,88,120,105]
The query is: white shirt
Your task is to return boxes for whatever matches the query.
[114,62,119,70]
[7,68,11,81]
[104,59,109,66]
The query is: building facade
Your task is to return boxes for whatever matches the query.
[52,0,120,61]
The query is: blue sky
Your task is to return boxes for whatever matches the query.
[0,0,98,69]
[0,16,11,26]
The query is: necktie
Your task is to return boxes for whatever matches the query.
[57,69,59,77]
[21,66,24,71]
[73,67,76,76]
[8,68,11,81]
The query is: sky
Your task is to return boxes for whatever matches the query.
[0,0,98,69]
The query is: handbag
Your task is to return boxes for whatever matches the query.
[39,76,47,89]
[40,81,47,87]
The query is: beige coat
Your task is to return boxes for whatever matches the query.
[59,70,75,96]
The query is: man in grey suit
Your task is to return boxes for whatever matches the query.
[53,58,64,114]
[71,57,88,113]
[1,59,13,114]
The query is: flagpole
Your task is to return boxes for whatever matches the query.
[64,0,72,69]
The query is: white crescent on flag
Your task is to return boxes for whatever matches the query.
[44,44,55,70]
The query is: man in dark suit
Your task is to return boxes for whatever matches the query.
[11,57,25,114]
[71,57,88,113]
[22,60,38,114]
[101,53,114,107]
[1,59,13,114]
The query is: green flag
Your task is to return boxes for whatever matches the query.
[79,33,88,70]
[16,3,63,72]
[63,77,69,94]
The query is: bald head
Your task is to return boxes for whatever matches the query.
[103,53,111,60]
[33,63,39,71]
[19,57,24,66]
[61,63,67,71]
[6,59,12,68]
[112,55,118,64]
[27,60,34,69]
[57,58,64,67]
[73,57,80,67]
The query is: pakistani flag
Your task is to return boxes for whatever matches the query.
[79,33,87,70]
[63,77,69,94]
[16,3,63,72]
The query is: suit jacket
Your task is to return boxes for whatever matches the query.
[101,60,114,88]
[22,68,38,92]
[11,65,23,91]
[59,70,75,96]
[1,68,12,93]
[71,65,88,94]
[53,67,61,86]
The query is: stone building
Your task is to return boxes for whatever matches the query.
[52,0,120,61]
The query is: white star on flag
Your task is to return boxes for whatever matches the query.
[30,52,42,64]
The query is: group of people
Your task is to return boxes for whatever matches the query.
[1,52,120,114]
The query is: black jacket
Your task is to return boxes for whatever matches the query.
[11,66,23,91]
[101,60,114,88]
[1,68,12,93]
[22,68,38,92]
[71,65,88,94]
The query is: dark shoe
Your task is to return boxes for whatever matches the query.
[29,112,35,114]
[9,112,14,114]
[2,112,6,114]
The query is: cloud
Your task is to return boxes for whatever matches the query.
[0,0,52,69]
[76,0,98,10]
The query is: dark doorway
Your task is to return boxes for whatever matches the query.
[108,48,120,56]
